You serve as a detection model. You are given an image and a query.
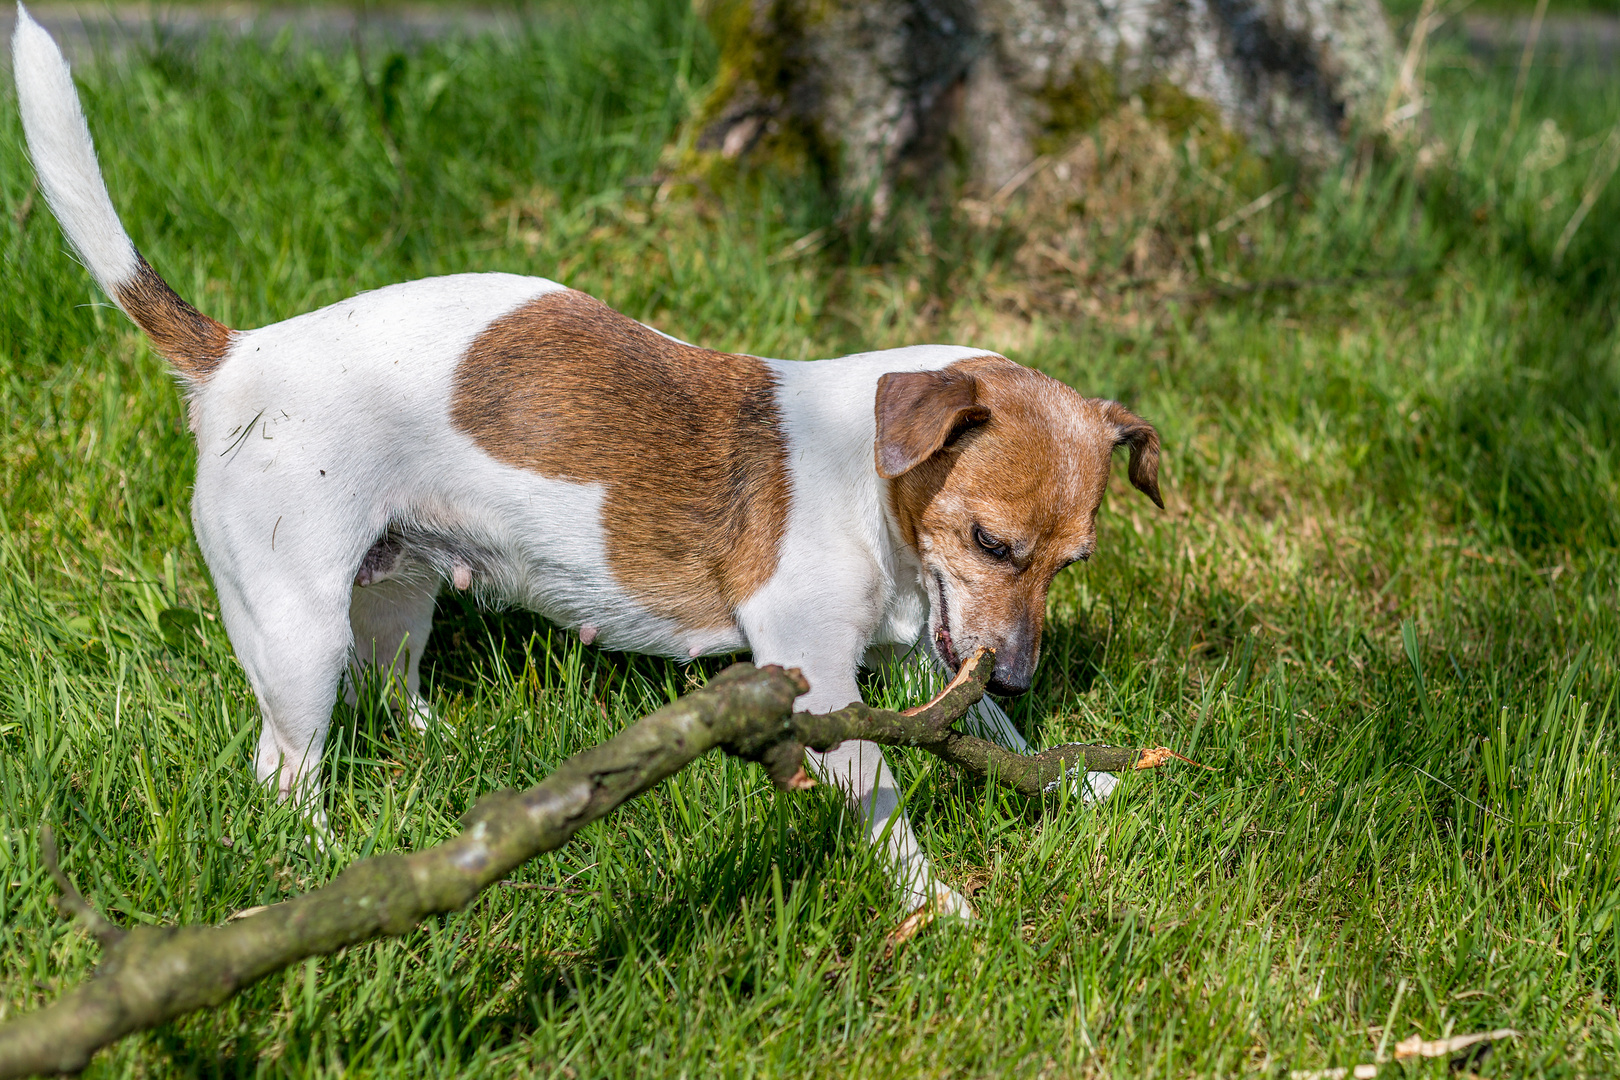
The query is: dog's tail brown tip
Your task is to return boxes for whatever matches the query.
[113,256,235,380]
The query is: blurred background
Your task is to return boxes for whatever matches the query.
[1,2,1616,1076]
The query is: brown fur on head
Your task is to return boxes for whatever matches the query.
[875,356,1162,695]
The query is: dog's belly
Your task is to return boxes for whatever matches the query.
[386,471,749,662]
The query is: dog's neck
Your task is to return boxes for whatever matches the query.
[764,350,985,651]
[872,487,932,649]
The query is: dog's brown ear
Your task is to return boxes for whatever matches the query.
[874,369,991,479]
[1100,400,1164,509]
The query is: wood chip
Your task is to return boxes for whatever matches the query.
[1289,1028,1519,1079]
[1134,746,1213,770]
[886,891,960,947]
[782,767,816,791]
[1394,1028,1520,1060]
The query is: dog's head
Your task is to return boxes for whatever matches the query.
[876,356,1162,696]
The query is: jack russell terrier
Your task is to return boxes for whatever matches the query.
[13,6,1161,918]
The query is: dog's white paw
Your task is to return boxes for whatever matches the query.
[890,886,974,944]
[1040,761,1121,804]
[298,803,333,856]
[931,885,975,921]
[1072,770,1119,804]
[403,693,435,732]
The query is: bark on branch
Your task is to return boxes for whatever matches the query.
[0,650,1191,1078]
[787,651,1198,796]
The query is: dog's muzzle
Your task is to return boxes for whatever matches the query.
[985,626,1037,697]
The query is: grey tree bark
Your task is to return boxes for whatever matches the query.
[696,0,1396,210]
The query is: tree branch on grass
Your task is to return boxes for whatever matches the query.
[0,650,1198,1078]
[788,651,1207,797]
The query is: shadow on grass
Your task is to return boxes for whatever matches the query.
[420,591,746,708]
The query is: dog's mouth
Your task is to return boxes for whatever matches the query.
[930,570,960,673]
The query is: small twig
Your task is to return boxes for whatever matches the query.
[1210,184,1288,235]
[1383,0,1438,131]
[900,656,982,717]
[991,154,1053,207]
[1552,124,1620,266]
[38,825,123,951]
[1289,1028,1519,1078]
[765,227,829,265]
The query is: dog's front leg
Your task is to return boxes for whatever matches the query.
[742,593,971,916]
[807,736,970,918]
[784,663,969,919]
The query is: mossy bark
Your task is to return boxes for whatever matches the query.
[695,0,1395,208]
[0,651,1194,1079]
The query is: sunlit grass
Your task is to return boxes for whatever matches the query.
[1,3,1617,1076]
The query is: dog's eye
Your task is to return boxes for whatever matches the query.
[973,525,1011,561]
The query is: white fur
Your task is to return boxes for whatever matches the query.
[11,5,138,294]
[14,6,1118,918]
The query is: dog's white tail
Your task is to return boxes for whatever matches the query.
[12,3,232,380]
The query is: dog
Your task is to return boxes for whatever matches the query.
[12,6,1161,917]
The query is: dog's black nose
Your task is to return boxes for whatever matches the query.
[986,673,1032,696]
[986,630,1038,696]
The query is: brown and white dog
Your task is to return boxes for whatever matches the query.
[13,6,1161,916]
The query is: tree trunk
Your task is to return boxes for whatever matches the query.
[696,0,1396,211]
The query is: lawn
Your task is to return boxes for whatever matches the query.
[1,2,1617,1076]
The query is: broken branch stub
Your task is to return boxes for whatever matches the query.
[787,649,1194,796]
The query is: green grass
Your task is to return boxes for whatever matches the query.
[1382,0,1620,18]
[2,2,1619,1076]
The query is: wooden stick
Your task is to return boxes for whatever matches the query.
[0,650,1195,1077]
[0,664,806,1078]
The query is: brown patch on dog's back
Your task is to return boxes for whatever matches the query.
[450,289,790,632]
[114,257,234,380]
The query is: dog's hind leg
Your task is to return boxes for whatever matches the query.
[203,540,356,808]
[348,573,438,731]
